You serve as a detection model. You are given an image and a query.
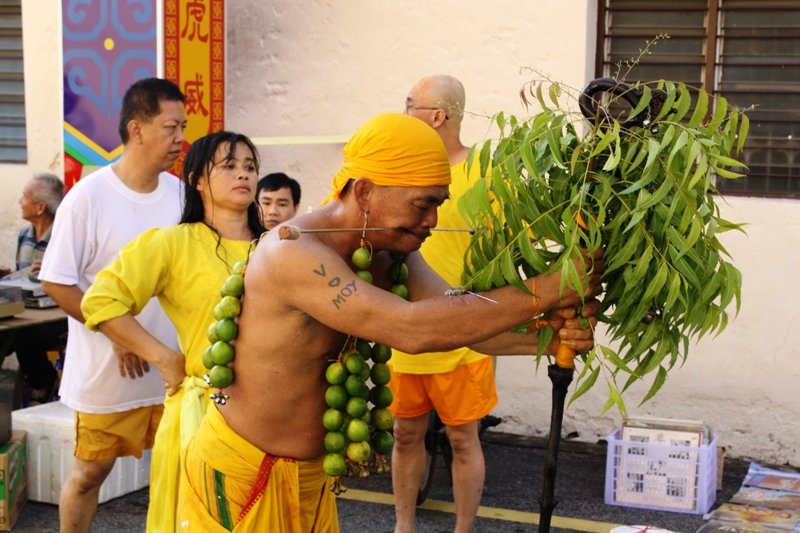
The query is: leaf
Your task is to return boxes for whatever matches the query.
[707,96,728,133]
[737,113,750,155]
[714,166,746,179]
[641,262,669,303]
[601,345,635,375]
[644,137,661,172]
[639,366,668,406]
[600,380,627,418]
[536,82,550,111]
[548,83,561,109]
[689,89,709,128]
[628,85,652,122]
[569,366,600,406]
[673,83,691,121]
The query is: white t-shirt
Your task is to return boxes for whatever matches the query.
[39,166,183,414]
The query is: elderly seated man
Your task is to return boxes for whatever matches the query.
[1,173,66,404]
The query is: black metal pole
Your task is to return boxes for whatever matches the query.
[537,363,574,533]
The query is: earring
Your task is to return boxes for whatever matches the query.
[360,212,369,246]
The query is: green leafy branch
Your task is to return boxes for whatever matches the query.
[458,76,748,415]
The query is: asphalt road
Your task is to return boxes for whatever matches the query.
[11,433,751,533]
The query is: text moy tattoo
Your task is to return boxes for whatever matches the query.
[313,264,357,310]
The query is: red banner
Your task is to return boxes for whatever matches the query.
[164,0,224,178]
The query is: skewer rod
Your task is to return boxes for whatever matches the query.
[278,225,476,240]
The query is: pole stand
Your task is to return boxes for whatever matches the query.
[537,363,575,533]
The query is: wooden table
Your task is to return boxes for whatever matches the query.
[0,307,67,410]
[0,307,67,332]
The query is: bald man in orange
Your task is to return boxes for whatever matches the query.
[178,113,603,532]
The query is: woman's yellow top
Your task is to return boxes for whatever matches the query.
[83,222,250,533]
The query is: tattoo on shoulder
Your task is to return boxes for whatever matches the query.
[312,263,357,310]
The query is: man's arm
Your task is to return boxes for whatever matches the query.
[94,313,185,396]
[41,281,85,323]
[258,236,603,355]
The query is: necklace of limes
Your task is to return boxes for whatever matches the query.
[322,243,408,494]
[202,236,406,494]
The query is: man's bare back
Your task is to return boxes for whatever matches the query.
[218,182,603,461]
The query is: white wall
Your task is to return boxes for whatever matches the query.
[227,0,800,466]
[0,0,62,268]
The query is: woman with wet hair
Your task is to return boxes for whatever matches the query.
[82,131,265,533]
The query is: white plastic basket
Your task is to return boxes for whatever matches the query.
[605,429,717,514]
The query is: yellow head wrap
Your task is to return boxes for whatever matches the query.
[321,113,451,205]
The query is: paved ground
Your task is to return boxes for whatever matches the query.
[11,433,751,533]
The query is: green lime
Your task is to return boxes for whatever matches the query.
[211,341,235,365]
[207,322,219,343]
[345,353,366,375]
[352,247,372,270]
[325,362,347,385]
[360,365,371,381]
[346,396,368,418]
[372,407,394,430]
[232,260,247,276]
[202,346,214,370]
[325,385,347,409]
[217,296,242,319]
[389,262,409,283]
[389,251,407,262]
[371,385,394,408]
[322,408,344,431]
[248,251,256,262]
[370,363,391,385]
[209,365,234,388]
[344,375,366,397]
[340,349,357,367]
[215,318,238,342]
[361,410,371,424]
[372,430,394,455]
[346,440,371,463]
[324,431,347,453]
[323,453,346,477]
[359,386,371,402]
[222,275,245,298]
[391,283,409,300]
[372,344,392,364]
[356,270,373,284]
[345,418,370,443]
[355,340,373,360]
[213,303,224,321]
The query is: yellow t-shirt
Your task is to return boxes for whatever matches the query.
[390,160,490,374]
[82,222,250,533]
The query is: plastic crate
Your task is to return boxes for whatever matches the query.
[605,429,717,514]
[11,401,151,504]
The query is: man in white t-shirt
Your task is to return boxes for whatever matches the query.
[39,78,188,533]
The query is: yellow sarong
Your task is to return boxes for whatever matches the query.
[179,405,339,532]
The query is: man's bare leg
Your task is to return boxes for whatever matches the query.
[392,413,429,533]
[59,456,117,533]
[445,420,484,533]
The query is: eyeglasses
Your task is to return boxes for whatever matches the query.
[405,103,449,120]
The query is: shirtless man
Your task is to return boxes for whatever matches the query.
[178,112,603,531]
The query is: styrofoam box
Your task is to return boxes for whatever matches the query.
[11,401,151,504]
[605,429,718,515]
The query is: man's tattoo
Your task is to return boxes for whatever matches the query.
[312,263,358,309]
[332,281,357,309]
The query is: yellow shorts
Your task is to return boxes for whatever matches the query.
[74,404,164,461]
[388,357,498,426]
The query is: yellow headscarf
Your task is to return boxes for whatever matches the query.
[320,113,451,205]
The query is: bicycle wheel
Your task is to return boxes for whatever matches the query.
[416,411,439,505]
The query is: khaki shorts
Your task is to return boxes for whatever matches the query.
[388,357,498,426]
[74,404,164,461]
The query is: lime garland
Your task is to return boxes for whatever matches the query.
[201,237,407,493]
[323,246,408,495]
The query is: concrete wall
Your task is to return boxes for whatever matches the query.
[6,0,798,465]
[0,0,62,269]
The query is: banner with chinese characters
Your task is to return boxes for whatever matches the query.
[164,0,225,178]
[62,0,158,190]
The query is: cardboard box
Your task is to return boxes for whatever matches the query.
[0,430,27,531]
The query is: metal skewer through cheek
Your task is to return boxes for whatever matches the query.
[277,225,476,240]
